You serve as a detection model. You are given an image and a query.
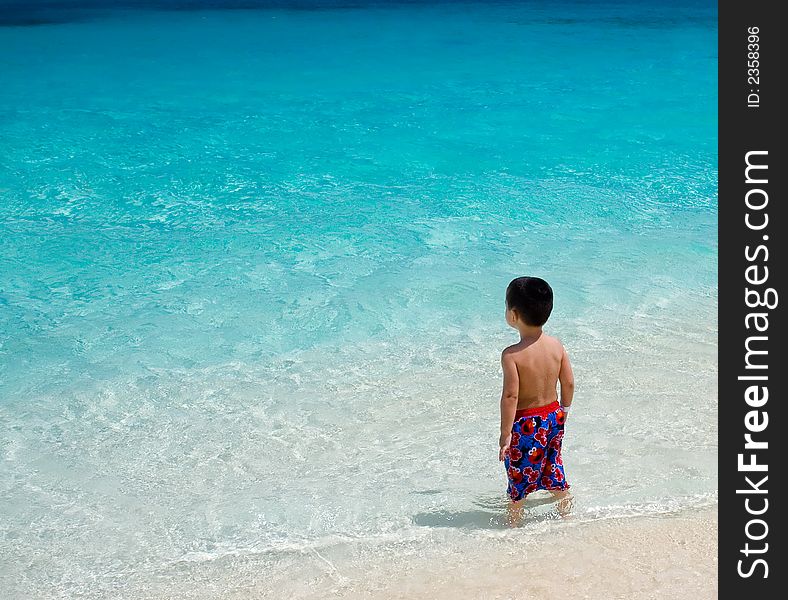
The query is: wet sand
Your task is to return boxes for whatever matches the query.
[265,506,718,600]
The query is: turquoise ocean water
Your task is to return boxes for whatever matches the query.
[1,1,716,597]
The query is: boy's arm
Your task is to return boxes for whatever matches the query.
[558,345,575,410]
[499,349,519,461]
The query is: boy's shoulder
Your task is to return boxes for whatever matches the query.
[501,334,565,357]
[541,333,565,348]
[542,334,568,358]
[500,343,519,360]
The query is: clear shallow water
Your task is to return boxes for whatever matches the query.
[0,1,717,597]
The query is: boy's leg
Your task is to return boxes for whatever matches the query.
[506,498,525,527]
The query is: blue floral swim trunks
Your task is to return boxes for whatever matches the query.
[503,401,570,501]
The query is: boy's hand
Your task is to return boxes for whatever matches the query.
[498,433,511,462]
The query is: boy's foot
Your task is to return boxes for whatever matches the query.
[550,490,574,518]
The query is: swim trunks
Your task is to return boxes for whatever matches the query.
[503,400,570,501]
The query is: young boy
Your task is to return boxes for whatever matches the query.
[498,276,574,522]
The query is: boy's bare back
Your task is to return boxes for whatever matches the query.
[502,333,570,410]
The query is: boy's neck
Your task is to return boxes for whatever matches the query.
[517,324,543,342]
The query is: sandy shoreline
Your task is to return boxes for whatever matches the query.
[263,506,718,600]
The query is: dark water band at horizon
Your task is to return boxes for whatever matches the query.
[1,0,717,27]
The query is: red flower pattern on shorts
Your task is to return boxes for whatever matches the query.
[522,466,540,483]
[534,427,548,446]
[504,404,569,501]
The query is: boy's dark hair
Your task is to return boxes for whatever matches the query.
[506,277,553,326]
